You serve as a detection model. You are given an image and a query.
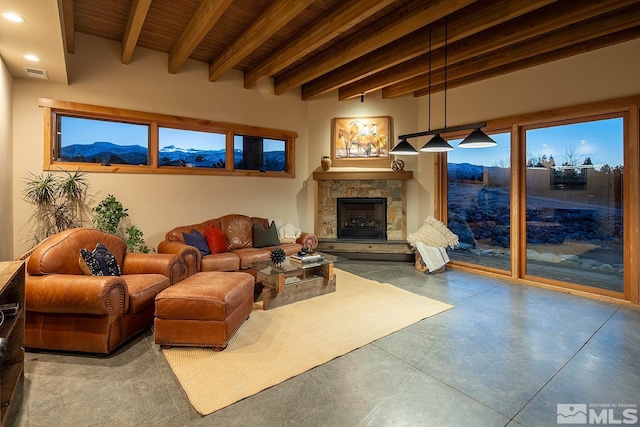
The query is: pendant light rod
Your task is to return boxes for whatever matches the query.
[443,16,447,129]
[400,17,495,153]
[400,122,487,140]
[427,24,432,132]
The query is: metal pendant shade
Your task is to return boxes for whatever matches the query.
[458,128,497,148]
[420,134,453,152]
[390,137,418,155]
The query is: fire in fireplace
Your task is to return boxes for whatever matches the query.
[337,197,387,239]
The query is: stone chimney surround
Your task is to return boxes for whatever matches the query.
[312,168,413,241]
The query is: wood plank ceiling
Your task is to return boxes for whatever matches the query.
[63,0,640,101]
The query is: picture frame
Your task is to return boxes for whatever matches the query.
[331,116,393,167]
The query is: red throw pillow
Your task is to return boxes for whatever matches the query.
[204,225,228,254]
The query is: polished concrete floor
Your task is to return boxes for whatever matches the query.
[8,261,640,426]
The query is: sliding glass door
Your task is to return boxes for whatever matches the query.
[442,97,640,302]
[446,132,512,272]
[524,117,624,292]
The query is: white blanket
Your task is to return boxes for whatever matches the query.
[416,242,449,272]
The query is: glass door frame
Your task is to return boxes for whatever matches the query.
[519,113,625,300]
[437,95,640,305]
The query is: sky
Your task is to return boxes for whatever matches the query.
[62,116,624,163]
[160,127,225,150]
[448,117,624,168]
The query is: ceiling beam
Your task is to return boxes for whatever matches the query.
[208,0,315,82]
[168,0,233,74]
[274,0,479,96]
[243,0,396,89]
[61,0,75,54]
[121,0,152,64]
[382,6,640,98]
[301,0,558,100]
[340,0,638,100]
[339,54,427,100]
[301,30,426,100]
[415,27,640,98]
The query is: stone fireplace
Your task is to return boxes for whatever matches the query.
[312,169,412,242]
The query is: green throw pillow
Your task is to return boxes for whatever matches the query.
[253,221,280,248]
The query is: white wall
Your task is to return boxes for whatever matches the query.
[305,90,420,235]
[0,55,13,260]
[9,33,640,258]
[439,38,640,122]
[12,34,313,256]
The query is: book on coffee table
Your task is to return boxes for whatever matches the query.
[289,253,324,265]
[289,260,323,269]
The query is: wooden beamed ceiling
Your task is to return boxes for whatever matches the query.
[65,0,640,101]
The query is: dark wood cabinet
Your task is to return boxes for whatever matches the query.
[0,261,25,427]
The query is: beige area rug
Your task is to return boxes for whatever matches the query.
[162,269,453,415]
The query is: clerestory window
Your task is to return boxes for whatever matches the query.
[41,98,296,178]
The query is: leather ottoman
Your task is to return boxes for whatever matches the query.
[154,271,254,349]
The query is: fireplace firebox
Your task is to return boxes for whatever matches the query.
[337,197,387,239]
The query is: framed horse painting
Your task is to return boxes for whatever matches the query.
[331,116,393,167]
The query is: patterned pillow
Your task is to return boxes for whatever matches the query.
[79,243,122,276]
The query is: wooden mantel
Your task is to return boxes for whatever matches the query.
[312,168,412,181]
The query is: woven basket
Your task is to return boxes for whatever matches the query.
[414,252,427,272]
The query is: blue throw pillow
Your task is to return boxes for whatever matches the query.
[182,230,211,256]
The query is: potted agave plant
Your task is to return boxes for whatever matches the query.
[22,169,90,248]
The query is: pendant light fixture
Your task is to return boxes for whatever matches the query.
[421,21,452,152]
[458,127,497,148]
[396,17,496,152]
[390,137,419,155]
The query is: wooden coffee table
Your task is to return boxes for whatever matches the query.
[248,252,341,310]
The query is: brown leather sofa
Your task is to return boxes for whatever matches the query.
[158,214,318,276]
[23,227,187,354]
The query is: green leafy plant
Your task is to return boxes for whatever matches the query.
[22,169,90,247]
[125,225,150,253]
[92,194,150,252]
[92,194,128,234]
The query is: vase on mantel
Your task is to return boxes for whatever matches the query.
[321,156,332,171]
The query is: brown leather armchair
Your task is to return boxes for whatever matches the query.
[23,228,187,354]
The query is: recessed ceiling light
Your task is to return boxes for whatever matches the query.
[2,12,24,23]
[24,54,40,62]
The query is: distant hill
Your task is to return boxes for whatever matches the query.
[61,141,148,165]
[158,145,226,167]
[447,162,484,181]
[61,141,284,170]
